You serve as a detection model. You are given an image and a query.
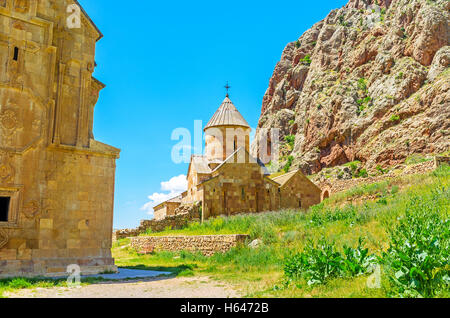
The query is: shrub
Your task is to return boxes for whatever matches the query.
[357,78,368,92]
[390,114,400,122]
[376,165,387,174]
[8,278,32,289]
[284,135,295,149]
[300,54,312,66]
[284,238,376,285]
[349,162,359,173]
[358,169,368,178]
[380,189,450,297]
[283,155,294,173]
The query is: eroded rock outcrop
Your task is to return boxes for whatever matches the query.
[252,0,449,174]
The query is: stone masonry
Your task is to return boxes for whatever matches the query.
[130,234,249,257]
[114,203,201,240]
[0,1,119,278]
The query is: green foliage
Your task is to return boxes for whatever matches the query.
[376,165,387,174]
[348,162,360,177]
[358,168,368,178]
[405,154,432,165]
[390,114,400,122]
[249,221,277,244]
[295,40,301,48]
[284,135,295,149]
[7,278,32,289]
[433,164,450,178]
[310,204,359,226]
[0,276,81,297]
[356,79,371,115]
[288,120,295,126]
[380,8,386,22]
[338,15,349,27]
[357,78,368,92]
[284,238,376,285]
[300,54,312,66]
[400,27,407,39]
[391,185,399,195]
[380,188,450,297]
[283,155,294,173]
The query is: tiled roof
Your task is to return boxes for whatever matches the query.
[153,194,182,209]
[271,170,298,186]
[204,97,250,130]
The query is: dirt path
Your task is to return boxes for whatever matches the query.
[5,276,241,298]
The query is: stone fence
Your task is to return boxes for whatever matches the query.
[114,202,201,240]
[130,234,249,256]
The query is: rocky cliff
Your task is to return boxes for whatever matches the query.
[253,0,449,175]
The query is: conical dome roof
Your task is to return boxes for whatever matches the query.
[204,96,250,131]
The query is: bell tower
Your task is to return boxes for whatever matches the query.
[204,89,251,161]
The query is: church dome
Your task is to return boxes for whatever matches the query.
[204,96,250,131]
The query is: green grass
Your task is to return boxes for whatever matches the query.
[0,276,109,298]
[113,165,450,298]
[4,165,447,298]
[405,153,433,165]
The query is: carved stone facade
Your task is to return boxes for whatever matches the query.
[0,0,120,278]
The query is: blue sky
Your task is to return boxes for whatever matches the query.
[78,0,347,229]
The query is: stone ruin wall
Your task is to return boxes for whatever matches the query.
[130,234,249,257]
[114,203,201,240]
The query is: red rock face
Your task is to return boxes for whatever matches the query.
[252,0,449,174]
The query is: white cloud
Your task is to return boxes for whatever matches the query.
[141,174,188,217]
[161,174,188,193]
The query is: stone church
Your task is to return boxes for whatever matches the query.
[0,1,119,277]
[154,95,322,221]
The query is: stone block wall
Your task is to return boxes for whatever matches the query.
[130,234,249,256]
[0,1,120,278]
[114,203,201,240]
[201,162,280,219]
[279,171,322,209]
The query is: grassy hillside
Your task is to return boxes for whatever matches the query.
[113,165,449,298]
